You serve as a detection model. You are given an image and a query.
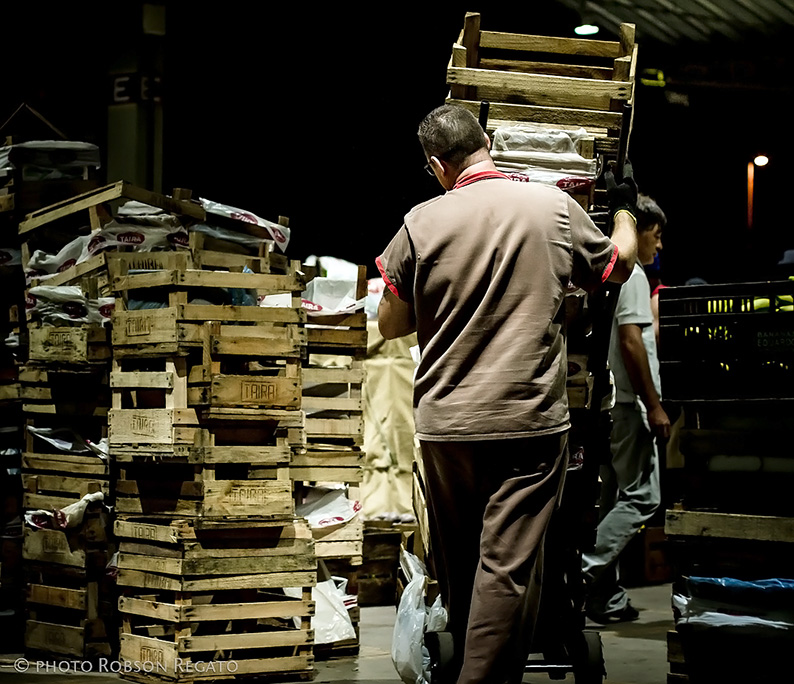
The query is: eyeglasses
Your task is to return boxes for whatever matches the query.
[424,162,434,176]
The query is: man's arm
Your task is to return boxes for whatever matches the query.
[618,323,671,439]
[378,288,416,339]
[606,211,638,284]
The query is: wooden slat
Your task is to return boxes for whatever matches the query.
[179,303,305,324]
[665,509,794,543]
[117,551,314,576]
[480,57,614,80]
[23,529,87,568]
[31,253,107,288]
[189,444,291,465]
[211,374,300,408]
[117,568,317,592]
[119,633,313,679]
[202,480,294,517]
[303,366,365,384]
[447,66,632,110]
[25,621,86,657]
[118,596,313,622]
[27,584,87,611]
[302,396,363,412]
[22,453,108,476]
[19,181,205,235]
[447,98,624,130]
[479,30,621,58]
[110,371,174,389]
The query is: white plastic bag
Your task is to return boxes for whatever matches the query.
[296,486,360,529]
[392,550,448,684]
[284,578,357,644]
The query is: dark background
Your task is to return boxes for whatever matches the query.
[4,1,793,284]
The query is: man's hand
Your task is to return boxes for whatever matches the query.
[605,160,638,221]
[647,403,671,441]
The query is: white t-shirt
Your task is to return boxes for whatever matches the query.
[609,262,662,404]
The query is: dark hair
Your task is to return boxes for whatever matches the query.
[417,104,487,168]
[635,194,667,233]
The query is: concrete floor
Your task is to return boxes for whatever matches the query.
[0,583,673,684]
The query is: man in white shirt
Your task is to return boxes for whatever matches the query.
[582,194,671,623]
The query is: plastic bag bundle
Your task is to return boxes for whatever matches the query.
[26,219,189,283]
[26,285,114,326]
[392,550,448,684]
[491,124,598,190]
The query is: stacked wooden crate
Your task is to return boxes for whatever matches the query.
[294,265,368,656]
[107,206,318,683]
[15,181,139,663]
[1,136,101,642]
[659,281,794,682]
[445,11,636,219]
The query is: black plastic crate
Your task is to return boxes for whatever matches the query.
[659,280,794,401]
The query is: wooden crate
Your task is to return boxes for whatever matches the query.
[115,441,294,519]
[22,455,109,511]
[24,511,117,660]
[445,13,636,153]
[115,517,316,682]
[311,515,364,565]
[20,364,110,416]
[108,407,204,458]
[672,404,794,517]
[111,353,211,412]
[302,362,365,447]
[27,324,111,365]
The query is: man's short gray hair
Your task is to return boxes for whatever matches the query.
[417,104,487,167]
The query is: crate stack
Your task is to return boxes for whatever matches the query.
[1,135,102,642]
[293,264,368,656]
[658,280,794,683]
[445,12,637,221]
[16,183,119,662]
[107,205,318,683]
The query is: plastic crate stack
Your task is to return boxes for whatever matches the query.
[658,280,794,683]
[16,181,120,663]
[0,137,102,646]
[293,265,368,657]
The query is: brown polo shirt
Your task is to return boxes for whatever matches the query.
[377,173,617,441]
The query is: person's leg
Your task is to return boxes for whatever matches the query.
[457,432,568,684]
[582,403,660,618]
[420,441,485,679]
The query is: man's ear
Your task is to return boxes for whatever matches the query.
[483,132,491,150]
[430,156,445,175]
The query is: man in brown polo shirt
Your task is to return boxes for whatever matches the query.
[377,104,638,684]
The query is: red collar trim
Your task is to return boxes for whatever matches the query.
[453,170,509,190]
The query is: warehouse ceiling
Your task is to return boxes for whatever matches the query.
[556,0,794,44]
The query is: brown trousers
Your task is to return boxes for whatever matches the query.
[420,432,568,684]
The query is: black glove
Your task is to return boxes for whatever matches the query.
[605,160,637,221]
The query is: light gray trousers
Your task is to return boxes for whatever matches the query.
[581,401,661,616]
